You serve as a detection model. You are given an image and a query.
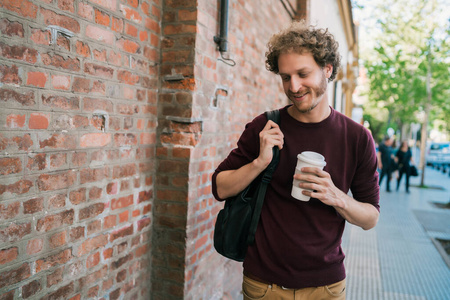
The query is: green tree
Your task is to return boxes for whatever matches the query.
[354,0,450,183]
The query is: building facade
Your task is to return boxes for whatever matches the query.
[0,0,357,299]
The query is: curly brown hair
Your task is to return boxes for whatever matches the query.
[265,21,341,82]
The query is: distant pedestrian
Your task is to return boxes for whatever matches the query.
[396,140,414,193]
[377,136,395,192]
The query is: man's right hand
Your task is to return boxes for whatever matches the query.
[254,120,284,169]
[216,120,284,199]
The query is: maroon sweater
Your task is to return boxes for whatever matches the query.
[212,105,380,288]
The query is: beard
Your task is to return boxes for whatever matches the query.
[290,71,328,113]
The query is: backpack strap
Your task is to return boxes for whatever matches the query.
[247,109,280,245]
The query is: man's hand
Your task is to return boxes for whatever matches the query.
[294,167,379,230]
[216,120,284,200]
[253,120,284,169]
[295,167,344,208]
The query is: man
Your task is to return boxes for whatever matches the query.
[377,135,395,192]
[212,21,380,300]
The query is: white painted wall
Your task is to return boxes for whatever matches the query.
[309,0,351,113]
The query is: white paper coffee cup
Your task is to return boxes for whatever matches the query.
[291,151,326,201]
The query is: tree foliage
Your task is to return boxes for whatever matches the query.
[355,0,450,143]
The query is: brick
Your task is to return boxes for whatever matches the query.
[78,2,94,19]
[41,8,80,33]
[47,267,63,287]
[90,187,104,200]
[80,167,109,184]
[6,114,26,128]
[0,19,24,37]
[140,132,156,145]
[49,231,67,248]
[72,152,87,166]
[1,0,37,18]
[114,133,137,146]
[27,71,47,87]
[0,263,31,289]
[83,97,113,112]
[107,182,118,194]
[117,103,139,115]
[84,62,114,78]
[79,203,105,220]
[48,193,66,209]
[35,249,72,272]
[42,54,80,71]
[116,269,127,282]
[110,225,133,242]
[111,253,132,271]
[37,171,76,191]
[0,88,35,106]
[137,217,151,231]
[29,113,49,129]
[112,164,136,179]
[49,153,66,168]
[26,238,43,255]
[58,0,75,13]
[138,190,152,203]
[0,64,21,85]
[22,280,42,298]
[70,227,85,241]
[23,197,44,214]
[69,188,86,205]
[27,153,46,171]
[0,202,20,220]
[1,44,38,64]
[91,0,117,11]
[30,28,51,45]
[95,9,110,26]
[112,16,124,32]
[117,69,140,84]
[86,252,100,268]
[125,23,138,37]
[78,234,108,256]
[52,75,71,90]
[87,220,101,235]
[42,94,79,110]
[117,38,140,54]
[0,247,18,265]
[36,209,74,232]
[40,282,74,300]
[0,157,22,175]
[0,179,33,196]
[119,5,142,22]
[86,25,115,44]
[39,133,77,149]
[139,30,148,42]
[80,133,112,148]
[111,195,133,210]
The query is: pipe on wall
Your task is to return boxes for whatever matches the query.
[214,0,229,52]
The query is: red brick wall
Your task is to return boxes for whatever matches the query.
[183,1,291,299]
[1,0,293,299]
[0,0,160,299]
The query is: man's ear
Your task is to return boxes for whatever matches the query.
[324,64,333,78]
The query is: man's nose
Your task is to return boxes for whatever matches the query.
[289,76,302,92]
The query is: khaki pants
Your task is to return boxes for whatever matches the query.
[243,275,346,300]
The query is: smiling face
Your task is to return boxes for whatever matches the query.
[278,51,332,120]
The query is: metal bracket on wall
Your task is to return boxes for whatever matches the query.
[47,25,75,45]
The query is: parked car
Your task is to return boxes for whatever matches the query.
[426,142,450,172]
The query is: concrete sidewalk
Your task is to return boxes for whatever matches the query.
[342,166,450,300]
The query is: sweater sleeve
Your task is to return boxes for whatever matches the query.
[211,113,267,201]
[350,127,380,211]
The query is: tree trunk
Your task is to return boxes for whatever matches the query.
[419,53,432,186]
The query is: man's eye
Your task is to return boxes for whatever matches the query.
[281,76,290,82]
[299,73,308,78]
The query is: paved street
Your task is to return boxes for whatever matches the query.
[343,166,450,300]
